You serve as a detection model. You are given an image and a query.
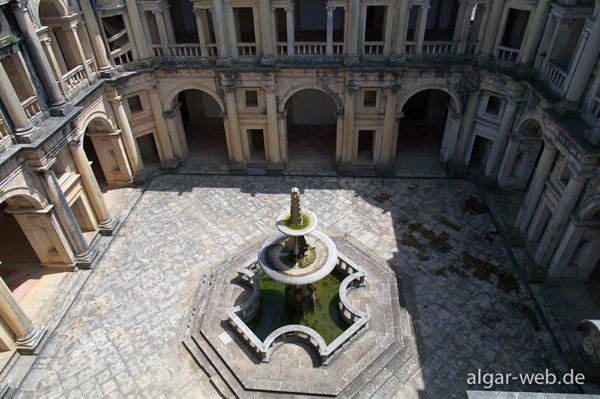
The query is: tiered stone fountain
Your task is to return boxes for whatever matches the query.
[259,187,337,317]
[185,186,416,397]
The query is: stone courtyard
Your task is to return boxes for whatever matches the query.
[9,174,589,398]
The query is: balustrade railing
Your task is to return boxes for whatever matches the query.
[112,44,133,65]
[332,42,344,55]
[276,42,287,55]
[465,42,478,55]
[206,44,218,57]
[62,65,87,91]
[152,45,164,57]
[543,62,568,92]
[168,44,203,57]
[497,45,519,63]
[405,41,417,54]
[422,41,457,55]
[295,42,326,55]
[363,42,384,55]
[0,116,9,138]
[590,95,600,118]
[21,96,42,119]
[237,43,257,56]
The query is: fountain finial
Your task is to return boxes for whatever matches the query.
[290,187,302,227]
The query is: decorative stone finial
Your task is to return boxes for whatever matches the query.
[290,188,302,227]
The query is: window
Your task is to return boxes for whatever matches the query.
[485,95,502,117]
[363,91,377,108]
[245,90,259,108]
[127,95,143,114]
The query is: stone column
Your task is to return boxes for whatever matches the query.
[440,104,462,162]
[223,85,245,163]
[0,277,46,354]
[277,111,288,162]
[389,0,410,65]
[211,0,233,65]
[148,87,177,167]
[79,0,113,74]
[194,8,209,58]
[519,0,551,64]
[259,0,275,65]
[68,136,118,235]
[565,17,600,104]
[37,162,98,268]
[516,142,557,231]
[286,5,295,57]
[541,17,561,71]
[474,4,491,53]
[0,60,34,138]
[457,3,475,54]
[455,89,479,165]
[164,104,187,159]
[380,87,398,164]
[563,24,589,91]
[484,97,520,179]
[69,25,93,80]
[342,83,357,164]
[534,175,586,266]
[13,0,67,114]
[326,4,335,58]
[124,0,151,58]
[163,8,176,43]
[547,220,586,278]
[109,93,146,181]
[344,0,360,66]
[154,11,170,56]
[265,88,281,164]
[38,30,68,96]
[479,0,505,58]
[415,4,429,55]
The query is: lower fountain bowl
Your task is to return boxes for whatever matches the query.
[258,230,338,285]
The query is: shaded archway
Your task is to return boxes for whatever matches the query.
[500,118,544,189]
[177,89,229,169]
[395,89,451,174]
[284,89,338,170]
[0,194,74,354]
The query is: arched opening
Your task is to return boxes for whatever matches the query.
[285,89,337,169]
[512,119,543,189]
[177,89,229,168]
[0,196,72,356]
[39,0,93,90]
[396,89,450,173]
[84,135,107,186]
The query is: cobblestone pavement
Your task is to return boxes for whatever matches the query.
[15,175,586,398]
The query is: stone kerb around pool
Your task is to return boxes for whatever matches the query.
[226,253,370,365]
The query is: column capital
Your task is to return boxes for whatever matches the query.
[384,84,401,94]
[326,3,336,12]
[344,82,358,93]
[35,158,57,174]
[68,134,85,147]
[12,0,30,14]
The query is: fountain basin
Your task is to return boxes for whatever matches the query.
[227,254,369,364]
[275,210,317,236]
[258,230,338,285]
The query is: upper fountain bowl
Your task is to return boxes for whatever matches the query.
[276,209,317,236]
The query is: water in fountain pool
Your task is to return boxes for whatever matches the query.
[248,269,350,344]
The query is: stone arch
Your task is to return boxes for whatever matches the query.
[397,84,463,116]
[164,84,225,113]
[80,112,117,135]
[280,86,341,166]
[81,114,133,186]
[0,187,47,210]
[578,197,600,220]
[513,114,547,137]
[36,0,68,21]
[278,84,343,114]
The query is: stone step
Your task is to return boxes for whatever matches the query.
[191,329,246,398]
